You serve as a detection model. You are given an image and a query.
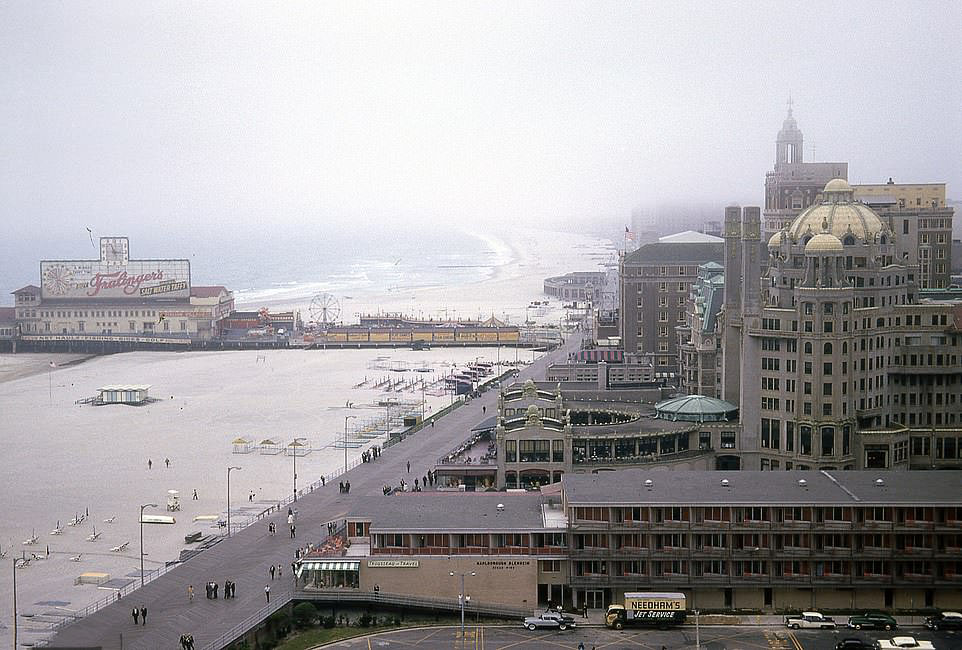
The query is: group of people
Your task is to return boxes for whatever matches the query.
[204,579,236,599]
[338,480,351,493]
[268,563,283,580]
[360,445,380,463]
[130,605,147,625]
[178,633,196,649]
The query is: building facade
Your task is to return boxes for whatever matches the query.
[719,182,962,472]
[619,240,724,373]
[11,237,233,345]
[853,180,954,290]
[676,263,724,397]
[297,471,962,613]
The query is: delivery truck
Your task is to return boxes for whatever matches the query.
[605,592,687,630]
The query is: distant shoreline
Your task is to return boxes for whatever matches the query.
[0,353,95,385]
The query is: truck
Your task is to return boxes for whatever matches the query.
[784,611,836,629]
[605,592,687,630]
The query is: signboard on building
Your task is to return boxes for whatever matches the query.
[367,560,419,568]
[40,258,191,300]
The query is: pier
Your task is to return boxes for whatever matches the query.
[43,337,578,650]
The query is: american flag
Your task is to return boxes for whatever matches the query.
[625,226,635,241]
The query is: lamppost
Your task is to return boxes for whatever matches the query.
[450,570,475,649]
[226,466,241,537]
[343,416,357,475]
[139,503,157,587]
[291,437,307,502]
[694,608,700,650]
[13,555,29,649]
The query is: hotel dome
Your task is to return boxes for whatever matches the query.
[786,178,887,245]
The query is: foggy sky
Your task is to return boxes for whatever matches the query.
[1,1,960,238]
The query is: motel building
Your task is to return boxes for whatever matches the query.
[12,237,232,348]
[294,470,962,614]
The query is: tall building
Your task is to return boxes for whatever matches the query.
[853,179,955,289]
[763,102,848,239]
[619,236,724,373]
[721,180,962,471]
[676,263,724,397]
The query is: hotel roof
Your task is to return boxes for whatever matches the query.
[357,493,548,532]
[624,242,724,265]
[564,469,962,506]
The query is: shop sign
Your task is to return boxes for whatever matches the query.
[367,560,419,568]
[475,560,531,570]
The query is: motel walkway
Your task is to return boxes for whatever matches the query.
[45,335,582,650]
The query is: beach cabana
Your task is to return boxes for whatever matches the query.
[231,437,254,454]
[96,385,151,405]
[259,438,283,455]
[285,439,311,456]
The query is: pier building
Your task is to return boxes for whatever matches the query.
[10,237,233,349]
[296,470,962,613]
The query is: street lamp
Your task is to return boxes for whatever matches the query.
[343,416,357,475]
[694,608,700,650]
[291,437,307,502]
[13,555,30,649]
[139,503,157,587]
[227,466,242,537]
[450,570,475,649]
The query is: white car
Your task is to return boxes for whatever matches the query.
[785,611,836,629]
[874,637,935,650]
[522,611,576,631]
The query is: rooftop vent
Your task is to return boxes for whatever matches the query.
[798,479,808,489]
[496,503,505,512]
[875,478,885,488]
[721,478,730,488]
[644,479,653,490]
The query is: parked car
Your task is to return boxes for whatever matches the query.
[924,610,962,631]
[836,639,874,650]
[522,611,576,631]
[785,611,836,629]
[873,637,934,650]
[848,612,898,631]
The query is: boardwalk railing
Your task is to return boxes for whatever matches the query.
[202,591,294,650]
[294,588,531,618]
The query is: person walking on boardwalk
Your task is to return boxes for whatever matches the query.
[406,460,411,473]
[147,458,152,470]
[165,457,170,468]
[582,602,588,618]
[264,584,271,603]
[290,523,296,538]
[131,607,139,625]
[270,564,276,580]
[277,564,282,578]
[192,489,198,500]
[224,579,231,599]
[140,605,147,625]
[188,584,194,601]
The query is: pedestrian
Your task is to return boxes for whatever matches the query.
[277,564,282,578]
[482,405,486,415]
[407,460,411,473]
[321,475,325,486]
[224,579,231,599]
[140,605,147,625]
[192,489,198,500]
[131,607,139,625]
[165,457,170,468]
[583,602,588,618]
[187,634,195,650]
[188,584,194,601]
[290,524,296,538]
[339,481,344,493]
[205,582,211,599]
[180,634,188,650]
[230,580,236,598]
[213,582,218,599]
[291,561,296,575]
[345,480,350,493]
[264,584,271,603]
[147,458,152,470]
[578,643,584,650]
[270,564,276,580]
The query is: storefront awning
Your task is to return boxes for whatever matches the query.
[300,561,360,571]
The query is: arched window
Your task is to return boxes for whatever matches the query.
[804,342,812,354]
[843,235,856,246]
[842,341,848,354]
[802,235,813,246]
[824,342,832,355]
[879,235,887,245]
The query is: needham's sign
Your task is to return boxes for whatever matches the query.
[40,260,191,301]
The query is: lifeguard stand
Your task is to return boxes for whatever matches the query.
[166,490,181,512]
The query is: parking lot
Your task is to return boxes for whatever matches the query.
[323,625,959,650]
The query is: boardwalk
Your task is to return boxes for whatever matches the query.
[45,337,580,650]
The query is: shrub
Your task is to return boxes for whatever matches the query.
[357,612,373,628]
[322,615,336,628]
[293,602,318,629]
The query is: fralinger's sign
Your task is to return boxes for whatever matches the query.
[40,259,191,300]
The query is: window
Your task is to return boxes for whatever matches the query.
[505,440,516,462]
[552,440,564,463]
[821,427,835,456]
[721,432,736,449]
[800,426,812,455]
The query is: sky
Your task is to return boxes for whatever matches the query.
[1,0,960,239]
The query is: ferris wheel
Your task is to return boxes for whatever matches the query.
[309,293,341,326]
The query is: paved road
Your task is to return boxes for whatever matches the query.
[319,624,959,650]
[46,337,581,650]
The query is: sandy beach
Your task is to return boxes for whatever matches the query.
[0,225,612,644]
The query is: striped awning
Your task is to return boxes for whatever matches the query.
[300,561,360,571]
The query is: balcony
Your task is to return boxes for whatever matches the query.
[853,573,892,585]
[777,546,811,556]
[780,519,813,529]
[530,546,566,556]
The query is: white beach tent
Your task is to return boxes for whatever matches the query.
[232,437,254,454]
